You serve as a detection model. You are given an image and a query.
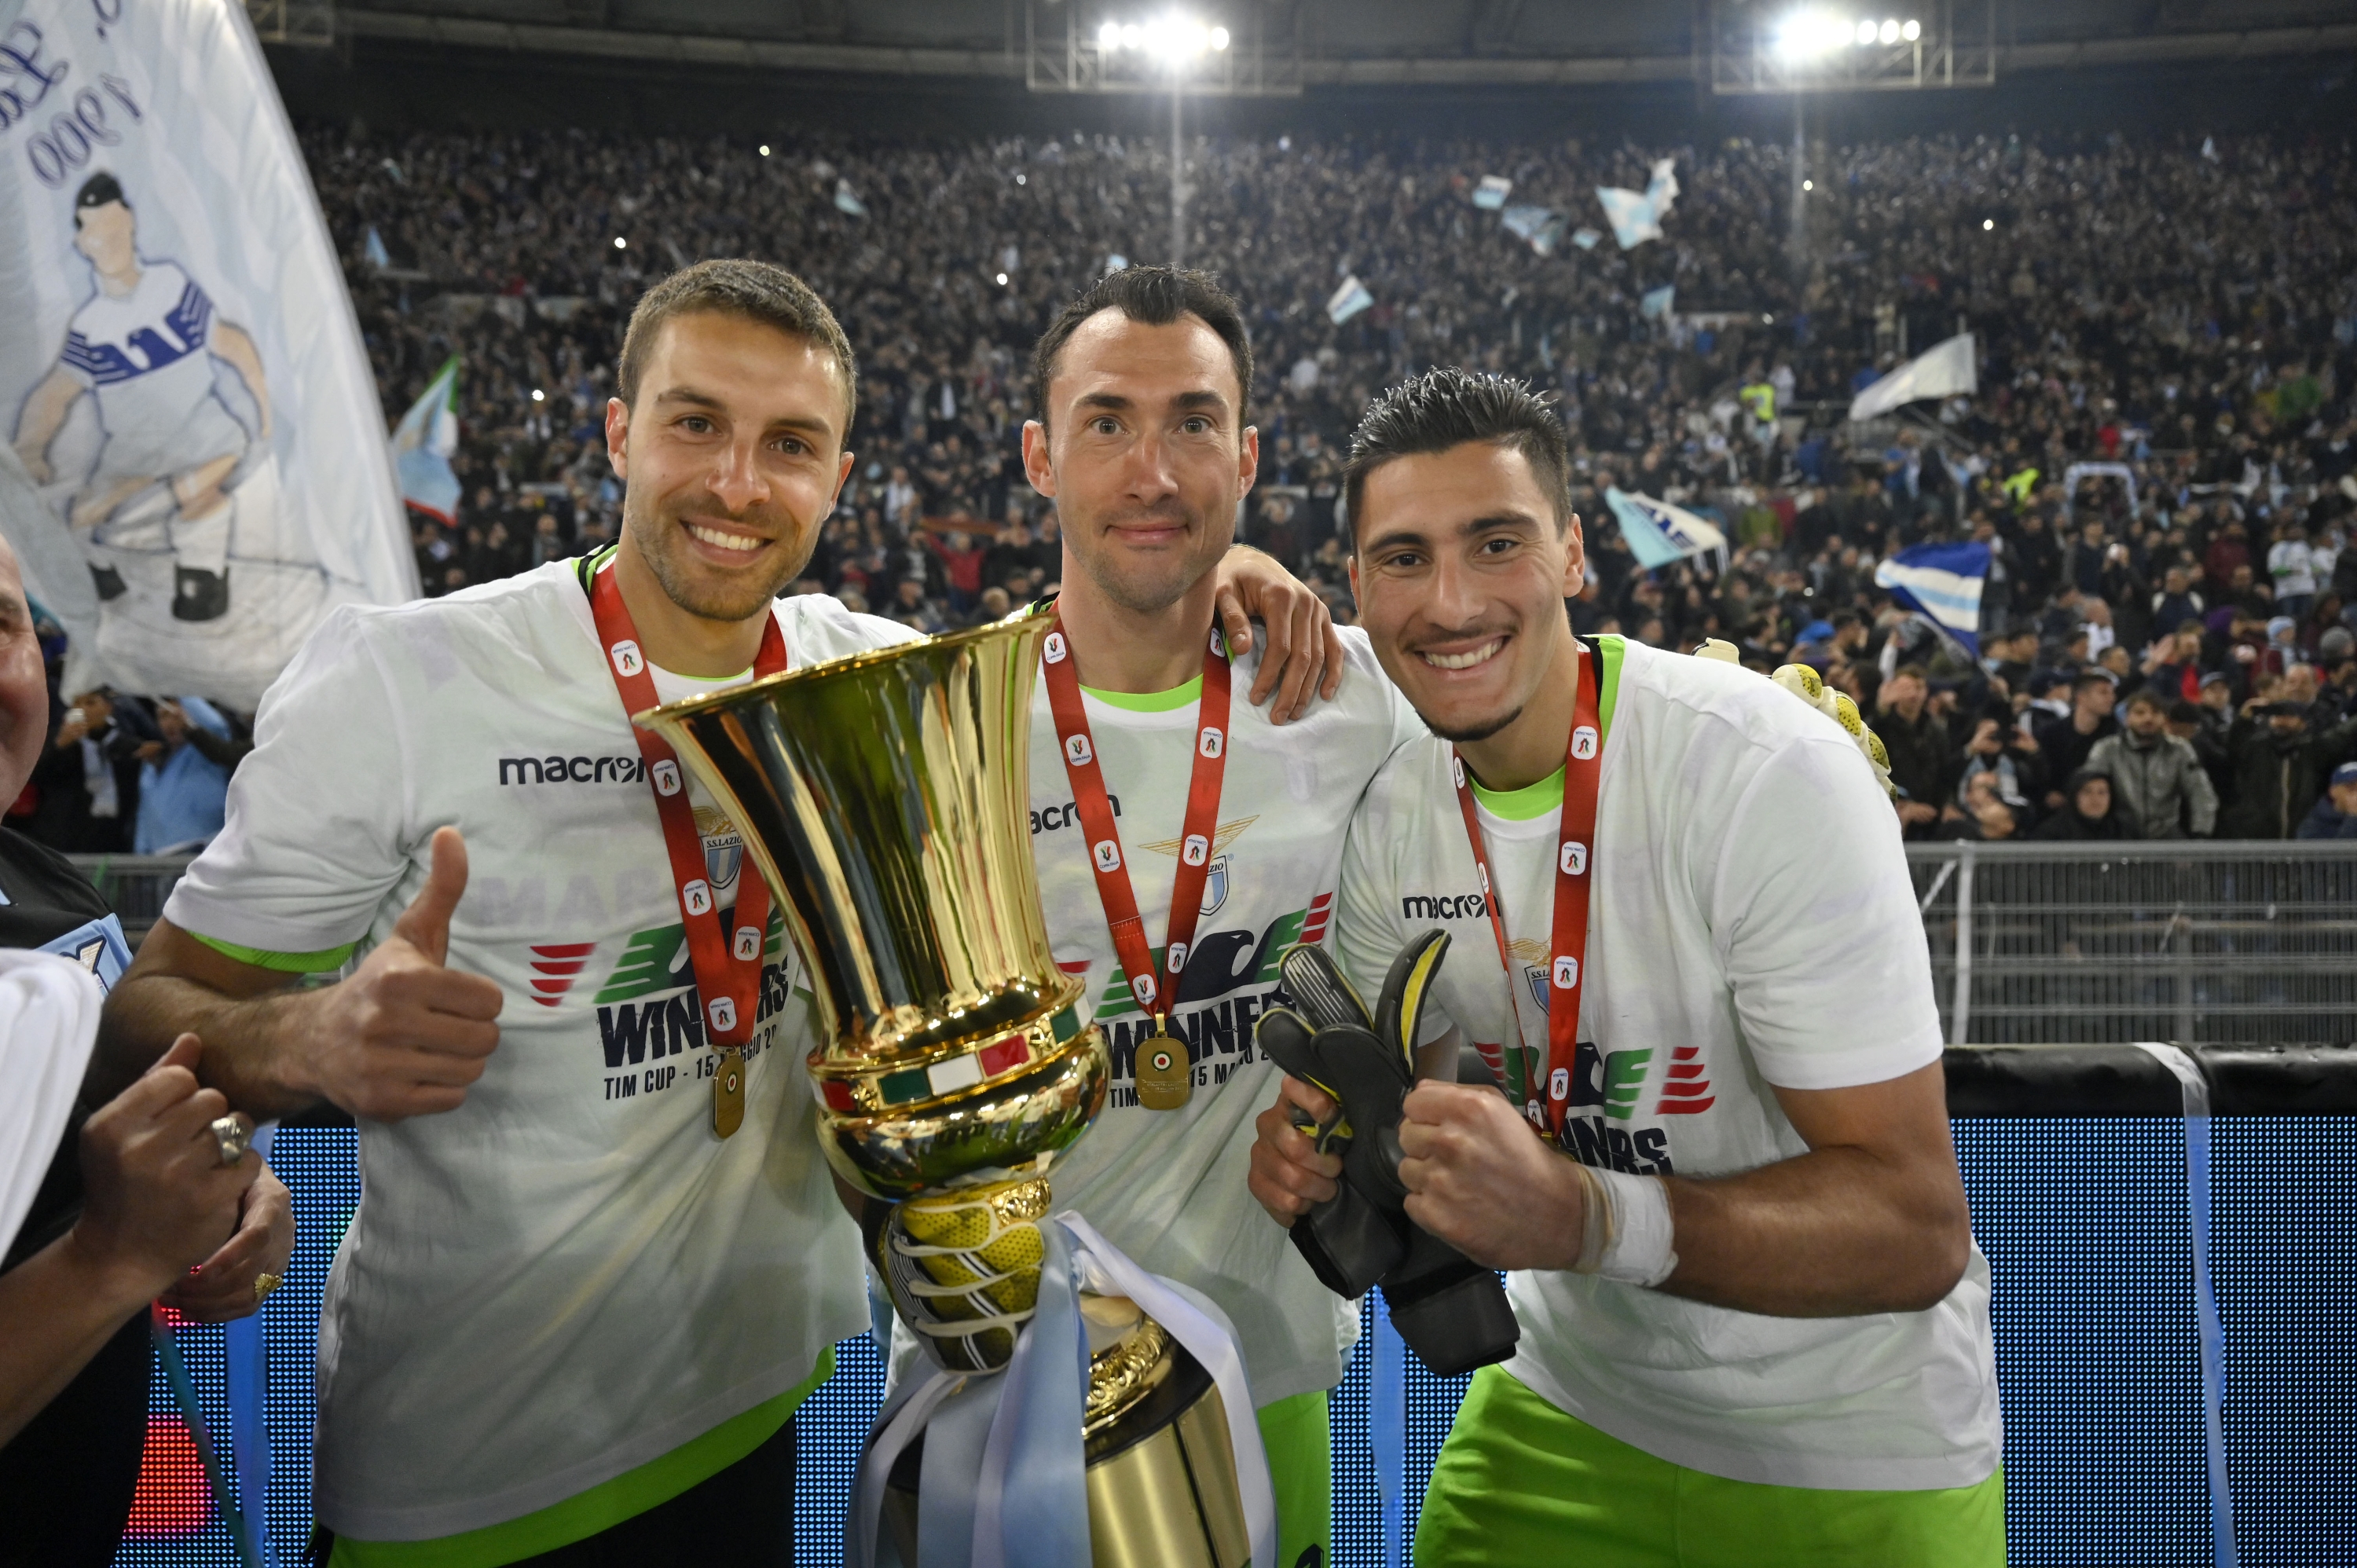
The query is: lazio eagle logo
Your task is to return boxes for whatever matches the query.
[1140,815,1257,918]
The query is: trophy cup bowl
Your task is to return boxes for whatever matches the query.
[636,615,1106,1200]
[637,616,1250,1568]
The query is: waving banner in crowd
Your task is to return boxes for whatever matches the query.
[1875,540,1989,658]
[0,0,416,709]
[1848,332,1978,423]
[1604,486,1727,569]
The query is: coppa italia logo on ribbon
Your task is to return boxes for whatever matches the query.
[1065,734,1094,767]
[610,639,643,677]
[1044,632,1069,664]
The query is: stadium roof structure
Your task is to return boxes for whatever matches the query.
[319,0,2357,88]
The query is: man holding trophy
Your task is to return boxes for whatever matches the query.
[95,258,1332,1566]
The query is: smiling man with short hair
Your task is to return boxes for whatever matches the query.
[1248,368,2003,1567]
[996,266,1425,1567]
[101,260,918,1566]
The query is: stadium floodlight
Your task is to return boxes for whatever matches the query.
[1028,2,1292,99]
[613,236,626,249]
[1097,13,1231,63]
[1711,2,1992,94]
[1772,10,1852,59]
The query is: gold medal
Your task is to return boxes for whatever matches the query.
[713,1046,746,1138]
[1135,1020,1192,1111]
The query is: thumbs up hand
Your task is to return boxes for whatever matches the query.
[313,826,506,1122]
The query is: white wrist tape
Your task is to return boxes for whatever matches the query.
[1572,1166,1679,1288]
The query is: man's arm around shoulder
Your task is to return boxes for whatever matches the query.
[98,828,504,1121]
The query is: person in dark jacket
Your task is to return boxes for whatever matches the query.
[2296,760,2357,840]
[2220,703,2357,839]
[2028,671,2121,805]
[1875,664,1953,836]
[2032,768,2132,840]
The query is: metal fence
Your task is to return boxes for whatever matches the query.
[65,855,195,947]
[1908,842,2357,1046]
[63,847,2357,1045]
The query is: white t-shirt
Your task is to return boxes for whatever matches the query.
[1334,636,2001,1491]
[1032,625,1428,1408]
[163,561,916,1539]
[2268,539,2317,597]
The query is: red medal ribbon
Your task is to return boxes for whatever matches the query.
[587,557,787,1050]
[1039,613,1233,1034]
[1450,644,1602,1145]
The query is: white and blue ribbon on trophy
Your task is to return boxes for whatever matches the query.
[849,1214,1277,1568]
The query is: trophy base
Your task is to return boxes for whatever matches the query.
[880,1302,1250,1568]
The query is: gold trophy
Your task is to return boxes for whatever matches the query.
[640,617,1250,1568]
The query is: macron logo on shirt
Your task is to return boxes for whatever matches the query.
[499,754,647,786]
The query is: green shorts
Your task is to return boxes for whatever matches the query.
[1415,1367,2004,1568]
[1257,1389,1332,1568]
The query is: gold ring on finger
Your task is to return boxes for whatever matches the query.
[252,1272,282,1305]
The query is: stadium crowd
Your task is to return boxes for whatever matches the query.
[13,122,2357,850]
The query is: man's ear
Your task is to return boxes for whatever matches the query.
[603,397,631,480]
[1560,512,1587,598]
[1021,419,1057,499]
[828,449,856,513]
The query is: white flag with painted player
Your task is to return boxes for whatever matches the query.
[0,0,415,708]
[1847,333,1978,423]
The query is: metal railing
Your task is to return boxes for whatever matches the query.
[63,848,2357,1045]
[64,855,195,947]
[1908,842,2357,1046]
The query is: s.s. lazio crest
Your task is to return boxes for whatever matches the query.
[1200,855,1229,917]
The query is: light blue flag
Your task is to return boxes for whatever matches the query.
[1596,185,1662,249]
[1500,205,1564,255]
[1327,275,1374,324]
[1571,226,1603,251]
[1874,541,1989,658]
[1473,174,1512,210]
[834,178,868,217]
[1640,284,1676,319]
[1606,487,1726,569]
[389,357,460,524]
[363,225,390,269]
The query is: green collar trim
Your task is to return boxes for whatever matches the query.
[1469,767,1567,821]
[1080,673,1204,713]
[1464,635,1625,822]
